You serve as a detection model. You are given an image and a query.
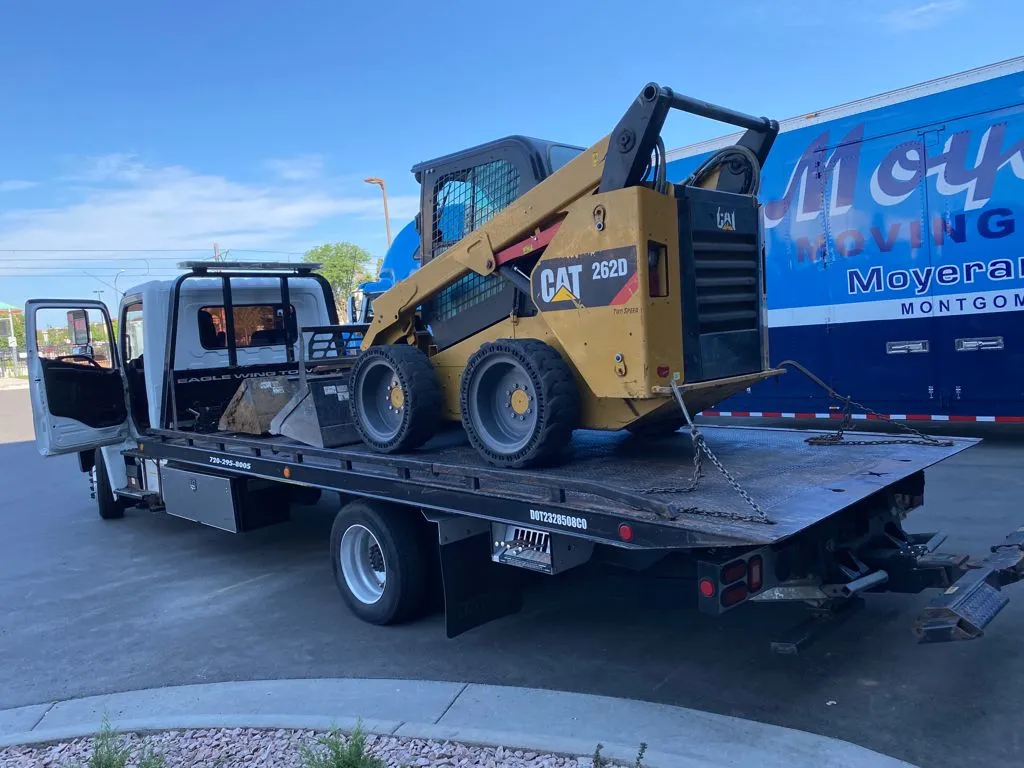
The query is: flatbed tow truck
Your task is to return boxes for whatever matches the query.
[25,260,1024,650]
[24,84,1024,650]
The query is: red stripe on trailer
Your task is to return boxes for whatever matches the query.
[698,411,1022,423]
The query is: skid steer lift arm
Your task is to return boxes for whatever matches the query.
[361,83,779,349]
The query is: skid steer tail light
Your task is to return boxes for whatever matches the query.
[698,578,716,598]
[647,241,668,297]
[721,582,748,607]
[618,523,634,542]
[748,556,764,592]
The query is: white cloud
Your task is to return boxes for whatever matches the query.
[883,0,963,32]
[0,180,38,193]
[265,155,326,182]
[0,154,419,271]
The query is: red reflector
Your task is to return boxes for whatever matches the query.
[721,582,748,607]
[656,365,670,378]
[698,578,716,598]
[747,556,764,592]
[721,559,746,584]
[618,523,634,542]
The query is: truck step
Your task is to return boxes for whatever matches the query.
[114,487,159,502]
[914,567,1009,642]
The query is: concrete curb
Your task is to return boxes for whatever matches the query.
[0,679,915,768]
[0,379,28,391]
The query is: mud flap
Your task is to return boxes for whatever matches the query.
[915,527,1024,643]
[433,517,523,638]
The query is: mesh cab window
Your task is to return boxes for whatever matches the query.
[428,159,520,323]
[198,304,296,350]
[431,159,520,259]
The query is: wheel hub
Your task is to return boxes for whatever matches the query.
[387,378,405,410]
[339,524,387,605]
[509,387,530,415]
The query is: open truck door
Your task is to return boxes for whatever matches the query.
[26,299,128,456]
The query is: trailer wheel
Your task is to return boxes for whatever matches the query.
[330,500,430,625]
[460,339,579,468]
[93,448,131,520]
[350,344,443,453]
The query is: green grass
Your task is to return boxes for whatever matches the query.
[592,741,649,768]
[84,716,165,768]
[298,722,385,768]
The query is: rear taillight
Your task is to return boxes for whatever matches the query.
[721,582,748,607]
[721,559,746,584]
[747,555,763,592]
[647,241,668,297]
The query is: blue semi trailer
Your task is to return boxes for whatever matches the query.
[361,57,1024,422]
[667,56,1024,423]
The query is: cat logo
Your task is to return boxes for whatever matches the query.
[539,264,583,303]
[716,207,736,231]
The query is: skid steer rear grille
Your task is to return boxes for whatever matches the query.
[677,186,765,382]
[693,242,760,334]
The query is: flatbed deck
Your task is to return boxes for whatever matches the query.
[136,425,977,550]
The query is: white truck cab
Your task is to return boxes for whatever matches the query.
[26,262,338,512]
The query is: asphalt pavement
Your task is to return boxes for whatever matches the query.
[3,388,1024,768]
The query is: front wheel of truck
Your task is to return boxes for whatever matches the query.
[92,448,131,520]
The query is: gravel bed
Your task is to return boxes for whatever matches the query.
[0,728,591,767]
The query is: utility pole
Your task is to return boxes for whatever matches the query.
[214,242,221,262]
[92,289,104,303]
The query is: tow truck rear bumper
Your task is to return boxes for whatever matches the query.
[914,527,1024,643]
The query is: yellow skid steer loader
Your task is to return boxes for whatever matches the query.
[349,83,781,467]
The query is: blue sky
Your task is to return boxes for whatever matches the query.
[1,0,1021,305]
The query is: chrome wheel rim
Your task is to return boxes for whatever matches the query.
[339,524,387,604]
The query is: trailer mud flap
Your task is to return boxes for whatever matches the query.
[915,527,1024,643]
[439,530,523,638]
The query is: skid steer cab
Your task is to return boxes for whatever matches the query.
[344,83,782,468]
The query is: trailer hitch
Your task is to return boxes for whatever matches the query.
[914,527,1024,642]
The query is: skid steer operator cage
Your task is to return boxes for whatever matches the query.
[405,89,778,352]
[159,262,339,430]
[412,137,585,350]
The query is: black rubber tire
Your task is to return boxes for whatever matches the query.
[460,339,580,468]
[330,499,430,625]
[349,344,443,453]
[93,448,131,520]
[626,418,684,439]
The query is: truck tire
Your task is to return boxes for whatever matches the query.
[460,339,579,468]
[93,448,131,520]
[350,344,443,453]
[330,499,430,625]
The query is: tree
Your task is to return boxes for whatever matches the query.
[303,242,376,318]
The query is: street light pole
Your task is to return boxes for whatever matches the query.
[364,177,392,247]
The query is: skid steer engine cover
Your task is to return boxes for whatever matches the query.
[675,185,764,382]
